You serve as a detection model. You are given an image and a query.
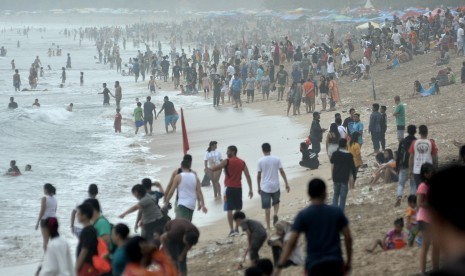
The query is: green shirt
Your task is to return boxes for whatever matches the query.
[395,103,405,127]
[94,216,113,252]
[112,246,127,276]
[134,107,143,121]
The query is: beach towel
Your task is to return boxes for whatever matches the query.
[392,58,400,69]
[419,83,438,97]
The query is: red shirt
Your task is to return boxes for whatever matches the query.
[224,156,245,188]
[114,113,122,126]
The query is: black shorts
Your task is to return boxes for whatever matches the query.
[144,116,153,125]
[225,187,242,211]
[249,233,267,261]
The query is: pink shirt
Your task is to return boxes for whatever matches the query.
[416,183,430,223]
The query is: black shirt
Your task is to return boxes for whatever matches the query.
[343,117,353,129]
[172,66,181,78]
[143,101,156,118]
[162,101,175,116]
[77,226,98,265]
[330,150,357,182]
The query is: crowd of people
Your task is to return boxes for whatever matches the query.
[4,5,465,276]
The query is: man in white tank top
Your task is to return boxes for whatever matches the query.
[165,160,208,221]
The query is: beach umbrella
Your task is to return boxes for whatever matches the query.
[356,21,380,30]
[401,10,422,20]
[424,8,443,17]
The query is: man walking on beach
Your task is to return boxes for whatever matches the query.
[393,96,406,142]
[395,125,417,207]
[275,179,353,276]
[257,143,290,230]
[408,125,438,188]
[330,139,357,212]
[309,112,326,156]
[231,73,243,108]
[164,160,208,222]
[212,145,253,236]
[157,96,178,133]
[143,96,156,136]
[114,81,122,109]
[369,103,383,155]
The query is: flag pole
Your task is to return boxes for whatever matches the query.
[181,108,189,155]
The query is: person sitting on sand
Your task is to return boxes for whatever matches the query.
[268,220,304,268]
[299,142,319,170]
[413,79,440,97]
[6,160,21,176]
[368,149,398,190]
[366,217,406,253]
[436,49,450,66]
[387,54,400,70]
[436,67,454,86]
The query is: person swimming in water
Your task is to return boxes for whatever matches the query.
[25,164,32,171]
[6,160,21,176]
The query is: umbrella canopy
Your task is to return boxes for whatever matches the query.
[424,8,443,17]
[356,21,380,30]
[401,10,422,20]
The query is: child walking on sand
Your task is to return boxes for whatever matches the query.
[366,217,406,252]
[405,195,418,246]
[233,211,267,266]
[114,108,122,133]
[148,76,159,94]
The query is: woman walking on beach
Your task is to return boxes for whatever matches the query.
[35,183,57,251]
[204,141,223,199]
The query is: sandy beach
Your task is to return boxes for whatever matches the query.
[185,49,465,276]
[1,11,464,276]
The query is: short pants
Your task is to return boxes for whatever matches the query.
[135,120,144,128]
[260,190,280,209]
[164,115,179,127]
[224,187,242,211]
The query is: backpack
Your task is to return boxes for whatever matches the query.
[398,137,415,168]
[96,216,117,254]
[92,237,112,274]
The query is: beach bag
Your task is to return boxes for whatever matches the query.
[92,238,111,274]
[201,173,211,187]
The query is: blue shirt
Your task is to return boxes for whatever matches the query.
[291,70,302,83]
[350,121,364,145]
[112,246,127,276]
[292,204,348,271]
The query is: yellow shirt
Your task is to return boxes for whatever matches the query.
[348,142,361,167]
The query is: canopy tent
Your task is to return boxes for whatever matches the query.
[364,0,375,9]
[281,14,307,21]
[401,10,422,20]
[424,8,443,17]
[356,21,380,30]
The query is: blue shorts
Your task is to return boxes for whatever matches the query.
[135,120,144,127]
[260,190,280,209]
[164,115,179,126]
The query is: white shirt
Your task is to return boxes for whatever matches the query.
[457,28,464,43]
[412,139,435,174]
[358,63,366,73]
[235,50,241,60]
[177,172,197,210]
[227,65,235,76]
[42,195,57,219]
[392,33,401,45]
[39,236,75,276]
[257,155,283,193]
[327,59,335,74]
[338,125,347,139]
[204,150,222,169]
[285,232,304,265]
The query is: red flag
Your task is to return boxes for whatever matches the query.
[181,108,189,155]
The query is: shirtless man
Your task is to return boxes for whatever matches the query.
[114,81,122,108]
[13,69,21,92]
[6,160,21,176]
